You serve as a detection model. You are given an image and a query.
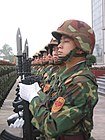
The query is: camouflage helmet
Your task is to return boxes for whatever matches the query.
[52,19,95,54]
[33,53,38,59]
[48,38,58,47]
[40,49,47,54]
[38,52,43,58]
[47,38,58,55]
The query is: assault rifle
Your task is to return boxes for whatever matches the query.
[17,31,34,140]
[0,28,43,140]
[16,28,43,140]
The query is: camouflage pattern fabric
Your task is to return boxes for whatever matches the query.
[29,61,98,139]
[37,64,64,103]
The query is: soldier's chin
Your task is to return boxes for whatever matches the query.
[54,57,58,61]
[58,54,65,57]
[54,60,58,64]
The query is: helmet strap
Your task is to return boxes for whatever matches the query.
[58,48,77,63]
[58,47,87,63]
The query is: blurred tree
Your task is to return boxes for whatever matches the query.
[0,44,14,62]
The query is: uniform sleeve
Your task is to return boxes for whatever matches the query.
[29,75,98,138]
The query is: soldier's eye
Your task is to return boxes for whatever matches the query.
[64,40,70,43]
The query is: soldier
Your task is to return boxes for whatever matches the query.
[43,39,59,85]
[31,53,39,74]
[19,19,98,140]
[43,39,66,96]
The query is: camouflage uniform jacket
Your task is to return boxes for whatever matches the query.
[39,63,66,102]
[29,61,98,139]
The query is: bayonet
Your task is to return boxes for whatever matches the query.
[16,28,22,56]
[16,28,23,79]
[23,39,29,59]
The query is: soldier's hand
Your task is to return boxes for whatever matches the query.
[9,118,24,128]
[7,111,23,126]
[19,82,40,102]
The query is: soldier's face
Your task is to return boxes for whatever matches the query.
[33,57,38,64]
[43,52,48,63]
[52,46,58,63]
[57,35,76,57]
[39,57,43,64]
[36,57,40,64]
[48,53,53,63]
